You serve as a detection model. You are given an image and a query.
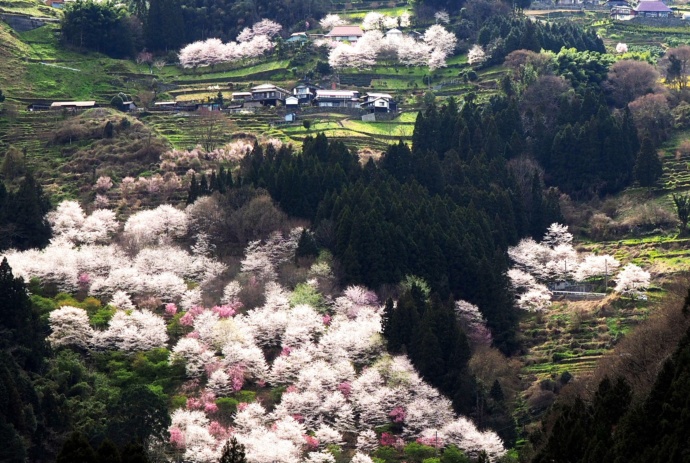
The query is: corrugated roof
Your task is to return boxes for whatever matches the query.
[316,90,360,97]
[251,83,289,93]
[326,26,363,37]
[634,0,671,12]
[366,92,393,99]
[50,101,96,107]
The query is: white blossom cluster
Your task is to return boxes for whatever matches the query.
[48,305,168,351]
[5,201,507,462]
[328,25,457,72]
[3,202,226,298]
[166,243,505,462]
[360,11,411,31]
[179,19,281,69]
[507,223,649,310]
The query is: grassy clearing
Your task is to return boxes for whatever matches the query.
[0,0,59,17]
[167,60,292,82]
[7,25,147,101]
[342,119,413,137]
[339,6,411,20]
[396,111,418,122]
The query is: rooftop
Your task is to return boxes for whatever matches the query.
[326,26,363,37]
[634,0,671,12]
[50,101,96,107]
[316,90,360,97]
[251,83,289,93]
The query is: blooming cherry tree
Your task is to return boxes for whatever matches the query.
[614,263,651,299]
[98,309,168,351]
[467,44,488,66]
[320,14,347,30]
[48,306,95,349]
[434,10,450,24]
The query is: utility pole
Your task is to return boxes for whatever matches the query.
[604,258,608,292]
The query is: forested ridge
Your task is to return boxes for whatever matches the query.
[8,0,690,457]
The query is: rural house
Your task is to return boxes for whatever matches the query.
[360,92,397,113]
[313,89,361,108]
[250,83,291,106]
[634,0,672,17]
[326,25,364,43]
[292,83,320,104]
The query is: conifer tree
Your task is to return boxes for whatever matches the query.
[96,439,121,463]
[7,173,51,250]
[673,193,690,235]
[56,432,97,463]
[219,437,246,463]
[187,174,199,205]
[634,138,663,187]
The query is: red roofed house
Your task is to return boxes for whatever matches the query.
[634,0,673,17]
[326,26,364,43]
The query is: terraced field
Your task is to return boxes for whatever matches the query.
[519,296,650,383]
[659,129,690,192]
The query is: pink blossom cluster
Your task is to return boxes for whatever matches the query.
[8,207,509,462]
[116,173,184,199]
[328,25,456,71]
[178,20,281,69]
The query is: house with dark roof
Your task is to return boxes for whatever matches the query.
[634,0,672,17]
[250,83,291,106]
[326,26,364,43]
[360,92,397,113]
[292,83,320,104]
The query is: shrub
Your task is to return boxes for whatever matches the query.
[374,447,399,462]
[171,395,187,409]
[677,139,690,159]
[404,442,436,463]
[90,307,116,328]
[216,397,239,421]
[235,390,256,403]
[441,446,469,463]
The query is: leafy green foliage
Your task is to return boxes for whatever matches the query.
[289,282,326,312]
[478,17,605,67]
[403,442,437,463]
[440,446,469,463]
[554,48,615,88]
[61,0,141,58]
